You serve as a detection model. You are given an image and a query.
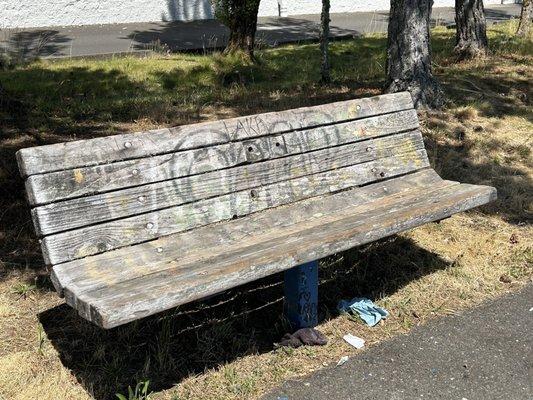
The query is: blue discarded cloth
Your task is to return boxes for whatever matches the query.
[337,297,389,327]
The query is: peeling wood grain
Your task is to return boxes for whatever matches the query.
[44,148,429,265]
[25,109,419,206]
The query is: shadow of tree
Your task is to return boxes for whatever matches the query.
[442,73,532,122]
[127,20,229,53]
[484,8,523,23]
[39,236,451,400]
[1,29,71,64]
[126,16,360,53]
[425,130,532,225]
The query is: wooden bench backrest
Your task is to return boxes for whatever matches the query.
[17,92,429,266]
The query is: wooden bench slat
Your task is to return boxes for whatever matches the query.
[25,109,419,206]
[41,131,428,265]
[31,111,420,235]
[16,92,413,178]
[25,141,247,206]
[53,169,448,298]
[66,182,496,328]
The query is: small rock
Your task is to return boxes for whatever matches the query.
[499,275,512,284]
[509,233,519,244]
[454,126,467,141]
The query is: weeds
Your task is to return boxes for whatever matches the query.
[36,324,45,356]
[116,381,152,400]
[11,282,36,299]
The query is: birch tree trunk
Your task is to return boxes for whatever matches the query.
[320,0,331,83]
[385,0,444,109]
[455,0,489,59]
[517,0,532,38]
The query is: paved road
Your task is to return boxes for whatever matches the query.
[264,284,533,400]
[0,5,521,59]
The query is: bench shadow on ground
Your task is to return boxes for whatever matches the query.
[39,236,451,400]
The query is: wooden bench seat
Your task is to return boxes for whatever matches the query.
[17,92,496,329]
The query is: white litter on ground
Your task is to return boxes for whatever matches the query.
[336,356,349,366]
[343,334,365,349]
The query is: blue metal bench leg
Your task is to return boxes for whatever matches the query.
[283,260,318,330]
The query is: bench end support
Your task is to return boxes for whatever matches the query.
[283,260,318,330]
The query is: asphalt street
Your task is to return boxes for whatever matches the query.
[264,284,533,400]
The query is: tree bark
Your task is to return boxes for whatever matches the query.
[385,0,444,109]
[320,0,331,83]
[517,0,532,38]
[220,0,261,59]
[454,0,489,59]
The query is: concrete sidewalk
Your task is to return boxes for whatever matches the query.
[263,285,533,400]
[0,5,521,59]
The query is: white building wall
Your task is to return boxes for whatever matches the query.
[1,0,507,29]
[1,0,214,29]
[258,0,281,17]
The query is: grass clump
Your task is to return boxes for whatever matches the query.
[116,381,152,400]
[11,282,36,298]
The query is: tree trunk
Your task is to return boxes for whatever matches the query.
[454,0,489,59]
[385,0,444,109]
[222,0,261,59]
[517,0,532,38]
[320,0,331,83]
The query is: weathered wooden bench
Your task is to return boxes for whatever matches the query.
[17,92,496,329]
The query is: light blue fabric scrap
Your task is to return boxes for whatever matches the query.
[337,297,389,327]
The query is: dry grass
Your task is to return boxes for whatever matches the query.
[0,21,532,400]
